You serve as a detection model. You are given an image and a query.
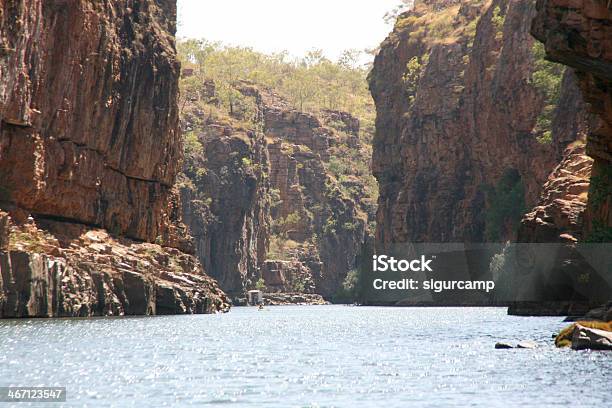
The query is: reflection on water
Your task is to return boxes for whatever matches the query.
[0,306,610,407]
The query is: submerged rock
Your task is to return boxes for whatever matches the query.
[516,341,538,349]
[495,341,538,349]
[495,342,514,349]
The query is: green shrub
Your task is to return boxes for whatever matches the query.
[531,42,564,143]
[332,269,362,303]
[491,6,505,39]
[589,165,612,209]
[292,278,306,293]
[343,221,358,231]
[241,157,252,168]
[323,216,337,235]
[403,56,422,105]
[255,278,266,291]
[484,169,525,241]
[184,131,203,156]
[269,188,282,209]
[537,130,553,145]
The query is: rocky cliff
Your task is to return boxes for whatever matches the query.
[179,81,371,299]
[519,141,593,243]
[500,0,612,314]
[0,0,181,241]
[0,0,229,317]
[370,0,591,247]
[532,0,612,241]
[253,86,370,298]
[0,211,228,317]
[179,89,271,296]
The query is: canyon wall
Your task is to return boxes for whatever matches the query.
[370,0,591,247]
[180,92,271,296]
[253,86,370,298]
[180,82,371,299]
[532,0,612,241]
[0,0,181,241]
[501,0,612,314]
[0,0,229,317]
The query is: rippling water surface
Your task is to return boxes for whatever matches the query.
[1,306,610,407]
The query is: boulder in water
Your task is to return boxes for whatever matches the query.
[495,342,513,349]
[571,325,612,351]
[516,341,538,349]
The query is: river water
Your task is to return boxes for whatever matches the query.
[0,306,610,407]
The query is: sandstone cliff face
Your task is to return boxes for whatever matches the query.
[180,107,271,296]
[517,69,595,245]
[532,0,612,241]
[519,141,593,243]
[0,0,180,242]
[180,82,370,299]
[501,0,612,314]
[250,86,369,298]
[370,0,590,247]
[0,1,229,316]
[508,141,603,315]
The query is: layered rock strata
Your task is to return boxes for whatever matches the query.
[370,0,590,247]
[250,86,369,298]
[180,83,371,299]
[0,212,229,317]
[0,0,181,241]
[0,0,229,316]
[179,111,271,296]
[502,0,612,314]
[519,141,593,243]
[532,0,612,240]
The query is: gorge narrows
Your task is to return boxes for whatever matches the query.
[1,0,611,317]
[0,0,611,405]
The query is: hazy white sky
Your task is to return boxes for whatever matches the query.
[177,0,399,61]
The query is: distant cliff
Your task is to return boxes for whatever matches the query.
[0,0,229,317]
[179,81,372,299]
[179,82,271,296]
[369,0,591,247]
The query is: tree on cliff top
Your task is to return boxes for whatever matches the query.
[384,0,415,23]
[177,39,375,128]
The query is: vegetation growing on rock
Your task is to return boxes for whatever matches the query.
[176,42,376,300]
[531,42,564,144]
[484,169,525,241]
[370,0,583,246]
[178,40,375,128]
